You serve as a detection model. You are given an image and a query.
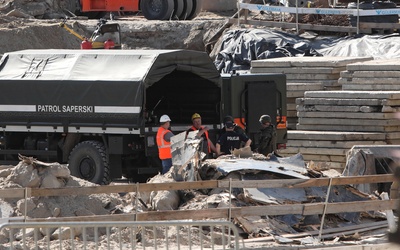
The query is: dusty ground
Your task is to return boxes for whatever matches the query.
[0,5,233,56]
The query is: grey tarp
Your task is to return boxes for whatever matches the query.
[0,49,221,87]
[214,28,400,73]
[214,29,322,73]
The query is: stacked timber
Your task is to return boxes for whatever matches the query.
[280,90,400,170]
[339,58,400,91]
[250,56,372,129]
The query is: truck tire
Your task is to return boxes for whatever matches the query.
[141,0,175,20]
[68,141,111,185]
[179,0,193,20]
[187,0,202,20]
[173,0,185,20]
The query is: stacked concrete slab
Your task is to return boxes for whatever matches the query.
[281,130,386,170]
[284,90,400,169]
[339,59,400,91]
[251,56,372,129]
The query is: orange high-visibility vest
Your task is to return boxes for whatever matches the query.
[190,125,211,153]
[156,127,172,159]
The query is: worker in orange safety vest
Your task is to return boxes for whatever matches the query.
[186,113,216,159]
[156,114,174,174]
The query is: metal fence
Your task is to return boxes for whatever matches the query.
[238,1,400,34]
[0,220,242,250]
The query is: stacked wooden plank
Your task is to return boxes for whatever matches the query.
[280,90,400,170]
[251,56,372,129]
[339,59,400,91]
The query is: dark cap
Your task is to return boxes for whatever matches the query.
[223,115,234,124]
[225,121,235,129]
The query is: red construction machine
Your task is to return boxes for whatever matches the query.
[76,0,203,20]
[60,18,122,49]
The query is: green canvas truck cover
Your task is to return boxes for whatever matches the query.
[0,49,221,131]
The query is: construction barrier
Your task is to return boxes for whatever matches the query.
[239,2,400,16]
[0,220,241,250]
[236,2,400,34]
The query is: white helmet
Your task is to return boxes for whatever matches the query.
[159,114,171,123]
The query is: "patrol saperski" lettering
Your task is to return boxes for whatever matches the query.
[37,105,94,113]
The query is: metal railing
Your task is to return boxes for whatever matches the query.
[237,1,400,34]
[0,220,242,250]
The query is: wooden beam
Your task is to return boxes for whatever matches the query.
[219,174,394,189]
[228,18,359,33]
[27,199,399,223]
[243,220,388,243]
[30,180,219,197]
[359,22,400,30]
[0,189,26,199]
[1,175,393,199]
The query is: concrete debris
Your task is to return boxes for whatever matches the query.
[201,153,308,179]
[274,235,294,244]
[0,156,124,243]
[0,145,395,248]
[344,145,399,195]
[171,131,203,182]
[140,173,180,211]
[232,146,253,158]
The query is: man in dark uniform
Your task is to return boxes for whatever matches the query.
[256,114,277,156]
[216,121,252,156]
[221,115,246,135]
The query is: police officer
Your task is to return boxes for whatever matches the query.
[221,115,246,136]
[216,120,252,156]
[156,114,174,174]
[256,114,277,156]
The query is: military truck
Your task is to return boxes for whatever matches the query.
[0,49,286,184]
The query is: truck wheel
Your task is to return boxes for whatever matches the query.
[68,141,111,185]
[187,0,202,20]
[141,0,175,20]
[173,0,184,20]
[179,0,193,20]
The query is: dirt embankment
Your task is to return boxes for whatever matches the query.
[0,0,231,55]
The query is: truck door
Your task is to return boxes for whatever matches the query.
[245,81,277,149]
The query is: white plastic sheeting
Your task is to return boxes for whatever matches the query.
[316,34,400,59]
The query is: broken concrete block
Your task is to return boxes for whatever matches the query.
[0,167,13,177]
[51,227,82,240]
[7,162,41,187]
[40,174,64,188]
[151,189,180,211]
[16,198,36,215]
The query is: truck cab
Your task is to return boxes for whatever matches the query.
[221,73,287,151]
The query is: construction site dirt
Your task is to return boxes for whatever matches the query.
[1,0,400,249]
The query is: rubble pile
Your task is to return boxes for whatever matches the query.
[0,150,395,248]
[0,156,126,245]
[198,154,384,236]
[0,0,71,19]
